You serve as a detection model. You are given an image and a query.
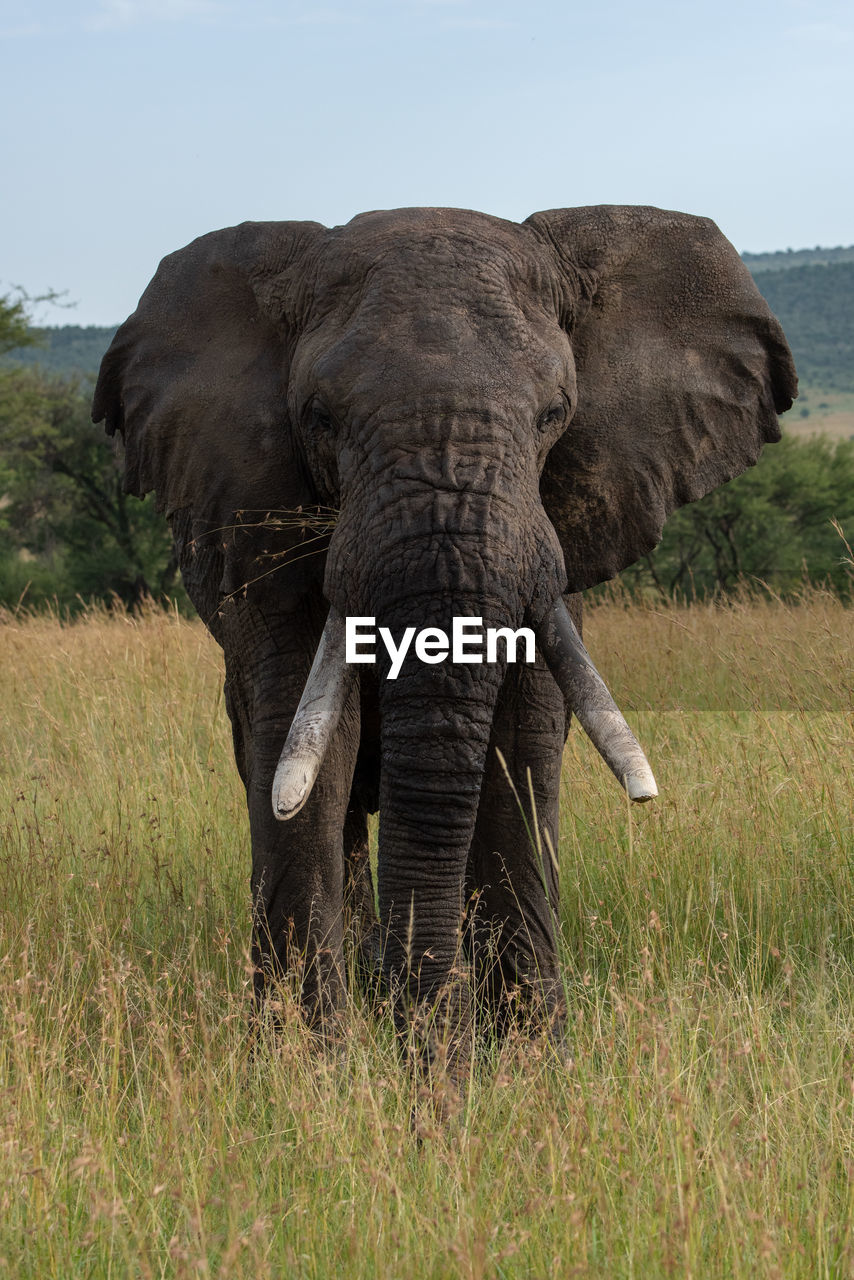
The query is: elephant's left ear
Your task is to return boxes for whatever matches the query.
[526,206,798,591]
[92,220,327,611]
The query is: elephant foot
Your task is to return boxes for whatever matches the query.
[393,976,473,1130]
[487,1011,574,1080]
[492,979,568,1044]
[249,936,348,1056]
[345,916,383,999]
[468,932,568,1046]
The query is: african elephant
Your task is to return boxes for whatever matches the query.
[93,205,796,1080]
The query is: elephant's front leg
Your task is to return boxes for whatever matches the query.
[247,726,360,1032]
[223,595,362,1036]
[466,652,568,1040]
[343,698,381,990]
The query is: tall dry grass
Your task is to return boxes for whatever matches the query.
[1,593,852,1277]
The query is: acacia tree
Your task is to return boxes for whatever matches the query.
[0,292,35,356]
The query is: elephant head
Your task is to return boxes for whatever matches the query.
[93,206,795,1059]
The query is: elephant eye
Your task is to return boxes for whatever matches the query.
[309,401,335,434]
[537,396,568,434]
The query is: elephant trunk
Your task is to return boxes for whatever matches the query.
[371,589,511,1074]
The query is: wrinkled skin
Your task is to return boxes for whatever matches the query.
[94,206,796,1082]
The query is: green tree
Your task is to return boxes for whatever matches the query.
[0,291,36,357]
[0,371,180,608]
[1,292,181,609]
[619,435,854,599]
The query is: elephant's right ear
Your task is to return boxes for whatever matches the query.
[526,206,798,591]
[93,220,325,599]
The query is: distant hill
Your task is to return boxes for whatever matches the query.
[752,262,854,390]
[2,324,117,377]
[3,243,853,395]
[743,245,854,272]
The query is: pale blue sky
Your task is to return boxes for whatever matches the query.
[2,0,852,325]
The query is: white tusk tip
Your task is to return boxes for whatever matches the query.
[272,776,309,821]
[273,795,305,821]
[626,774,658,803]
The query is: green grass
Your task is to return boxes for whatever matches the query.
[1,595,853,1277]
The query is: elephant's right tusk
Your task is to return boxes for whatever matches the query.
[272,606,356,821]
[537,597,658,802]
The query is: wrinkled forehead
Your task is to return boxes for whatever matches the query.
[292,210,570,411]
[312,208,557,322]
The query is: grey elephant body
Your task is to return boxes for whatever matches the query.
[94,206,796,1075]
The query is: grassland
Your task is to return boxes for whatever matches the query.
[786,382,854,442]
[1,595,853,1278]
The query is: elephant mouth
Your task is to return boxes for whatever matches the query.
[271,597,657,820]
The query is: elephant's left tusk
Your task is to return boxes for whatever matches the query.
[537,596,658,802]
[272,606,356,820]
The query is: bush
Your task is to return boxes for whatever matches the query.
[617,435,854,600]
[0,367,184,612]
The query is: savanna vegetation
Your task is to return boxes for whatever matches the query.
[615,435,854,599]
[1,593,852,1277]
